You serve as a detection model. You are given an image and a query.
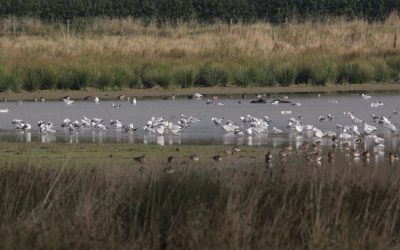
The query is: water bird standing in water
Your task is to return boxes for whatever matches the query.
[364,123,377,135]
[193,93,203,99]
[348,113,363,123]
[123,123,137,133]
[329,99,339,104]
[281,111,292,115]
[373,135,385,146]
[38,121,57,134]
[370,101,383,108]
[211,117,223,126]
[63,97,74,105]
[272,127,285,134]
[12,119,31,130]
[110,120,123,129]
[272,99,291,105]
[361,93,372,100]
[222,121,240,133]
[319,114,334,122]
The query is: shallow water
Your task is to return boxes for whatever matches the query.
[0,93,399,151]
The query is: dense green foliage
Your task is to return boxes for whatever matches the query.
[0,0,398,23]
[0,55,399,92]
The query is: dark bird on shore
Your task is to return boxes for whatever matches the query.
[271,99,291,105]
[279,149,288,158]
[299,142,310,152]
[265,151,272,163]
[282,144,293,152]
[164,167,174,174]
[328,152,335,162]
[250,98,268,104]
[190,154,199,162]
[232,146,241,153]
[362,151,371,159]
[134,155,146,164]
[224,149,233,155]
[213,155,222,162]
[168,156,175,163]
[341,142,351,150]
[389,152,399,162]
[305,151,322,163]
[351,149,361,158]
[315,152,322,162]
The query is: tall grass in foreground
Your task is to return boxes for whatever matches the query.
[0,16,399,91]
[1,163,400,249]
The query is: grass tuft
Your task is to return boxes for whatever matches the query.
[0,69,20,92]
[57,67,90,90]
[273,62,297,86]
[336,61,374,84]
[140,64,173,89]
[174,68,195,88]
[234,67,262,87]
[195,64,228,87]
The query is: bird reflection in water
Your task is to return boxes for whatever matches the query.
[40,134,56,143]
[143,134,182,146]
[91,131,104,143]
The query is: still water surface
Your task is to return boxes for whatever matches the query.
[0,93,399,150]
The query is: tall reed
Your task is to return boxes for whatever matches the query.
[2,160,400,249]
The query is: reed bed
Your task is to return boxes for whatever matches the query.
[0,16,399,91]
[1,159,400,249]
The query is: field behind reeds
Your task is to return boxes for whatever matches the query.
[0,16,400,92]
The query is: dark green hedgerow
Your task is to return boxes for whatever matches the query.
[0,0,398,23]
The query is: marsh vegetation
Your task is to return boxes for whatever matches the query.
[0,15,399,92]
[0,143,400,249]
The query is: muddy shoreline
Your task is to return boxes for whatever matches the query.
[0,84,399,101]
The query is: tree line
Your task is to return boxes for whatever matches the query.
[0,0,399,23]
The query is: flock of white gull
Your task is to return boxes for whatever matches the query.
[10,95,200,136]
[2,93,400,150]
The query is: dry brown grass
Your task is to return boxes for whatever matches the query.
[0,16,399,92]
[1,155,400,249]
[0,15,399,69]
[1,143,400,249]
